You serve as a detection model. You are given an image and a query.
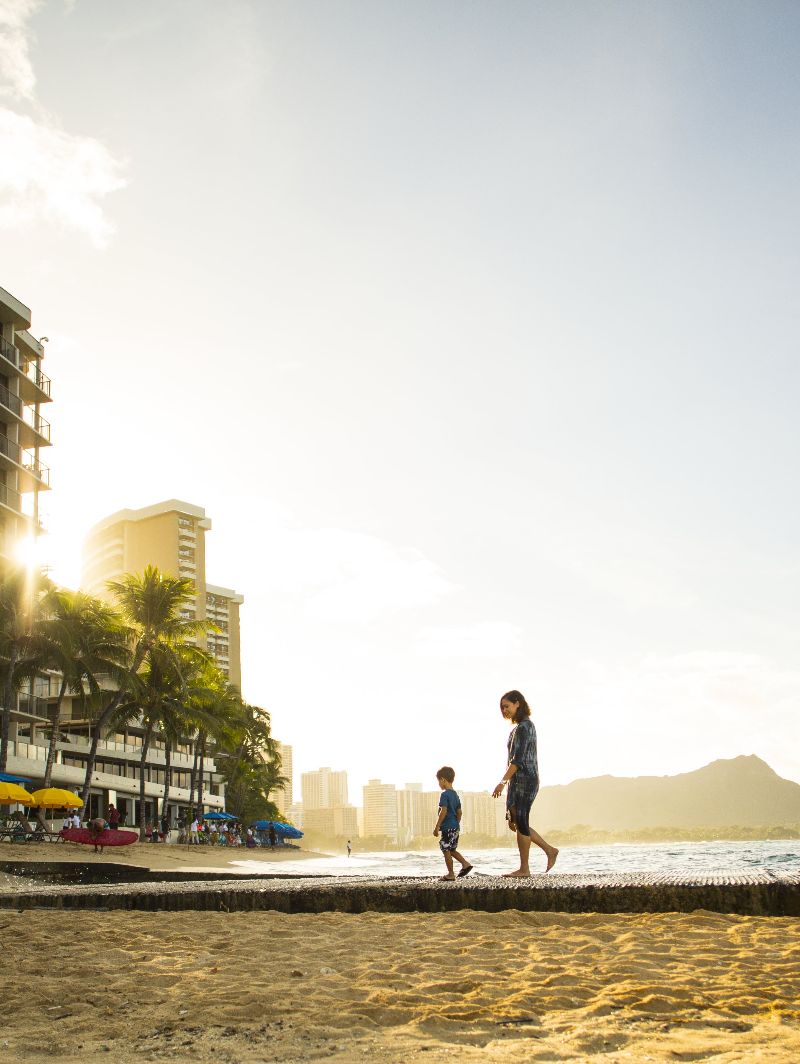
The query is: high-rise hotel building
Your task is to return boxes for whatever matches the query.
[0,286,51,565]
[81,500,243,688]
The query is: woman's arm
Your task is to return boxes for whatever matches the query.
[492,763,518,798]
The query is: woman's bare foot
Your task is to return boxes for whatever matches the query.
[502,868,531,878]
[545,847,559,872]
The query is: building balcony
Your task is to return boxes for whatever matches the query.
[0,433,50,490]
[0,380,51,447]
[0,481,22,515]
[0,334,51,405]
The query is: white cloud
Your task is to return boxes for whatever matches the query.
[0,109,126,246]
[0,1,126,246]
[0,0,41,100]
[416,621,522,659]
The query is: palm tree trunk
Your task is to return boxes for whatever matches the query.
[79,641,145,817]
[42,676,69,788]
[79,690,125,818]
[197,733,206,815]
[161,739,172,819]
[137,723,153,838]
[0,645,20,772]
[189,741,199,813]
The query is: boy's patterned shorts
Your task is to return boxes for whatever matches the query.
[439,827,460,852]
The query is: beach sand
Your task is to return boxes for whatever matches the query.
[0,839,324,872]
[0,907,798,1062]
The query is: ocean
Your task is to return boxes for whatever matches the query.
[232,838,800,879]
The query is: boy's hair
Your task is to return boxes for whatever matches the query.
[436,766,455,783]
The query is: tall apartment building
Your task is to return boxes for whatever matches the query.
[396,783,440,844]
[272,741,293,815]
[362,779,399,843]
[301,767,349,810]
[300,766,357,839]
[81,500,243,687]
[0,286,51,566]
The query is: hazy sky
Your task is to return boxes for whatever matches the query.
[3,1,799,801]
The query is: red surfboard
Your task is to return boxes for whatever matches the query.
[61,827,138,847]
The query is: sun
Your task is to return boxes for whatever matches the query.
[13,530,83,589]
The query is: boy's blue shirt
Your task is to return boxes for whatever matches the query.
[438,788,461,831]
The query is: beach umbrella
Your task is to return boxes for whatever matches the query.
[252,820,303,839]
[202,811,237,821]
[0,782,36,805]
[30,788,81,809]
[0,771,32,784]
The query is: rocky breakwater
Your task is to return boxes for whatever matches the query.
[1,870,798,915]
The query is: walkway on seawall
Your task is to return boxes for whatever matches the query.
[1,868,799,915]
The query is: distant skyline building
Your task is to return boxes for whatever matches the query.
[272,741,294,815]
[363,779,399,843]
[301,766,349,811]
[81,499,243,688]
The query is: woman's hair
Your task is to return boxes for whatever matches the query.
[500,690,531,722]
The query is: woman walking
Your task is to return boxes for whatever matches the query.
[492,689,559,876]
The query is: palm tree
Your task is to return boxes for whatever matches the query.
[218,701,287,822]
[0,565,52,772]
[186,667,242,816]
[80,566,206,821]
[36,589,130,789]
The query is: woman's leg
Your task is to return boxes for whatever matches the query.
[528,827,559,872]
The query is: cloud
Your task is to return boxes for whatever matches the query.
[0,0,41,100]
[0,1,126,246]
[0,109,126,246]
[416,621,522,658]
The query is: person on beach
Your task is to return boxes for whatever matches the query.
[493,690,558,876]
[189,817,200,844]
[107,803,120,830]
[88,817,107,854]
[347,839,352,857]
[433,766,473,881]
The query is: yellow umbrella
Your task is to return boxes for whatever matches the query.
[30,788,82,809]
[0,781,36,805]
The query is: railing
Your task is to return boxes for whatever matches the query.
[22,360,51,398]
[0,334,19,369]
[22,405,50,442]
[57,734,199,766]
[0,433,50,484]
[0,380,22,418]
[0,482,22,510]
[0,381,51,441]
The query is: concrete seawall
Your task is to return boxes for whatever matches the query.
[1,870,798,915]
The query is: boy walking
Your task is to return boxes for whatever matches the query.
[433,766,474,881]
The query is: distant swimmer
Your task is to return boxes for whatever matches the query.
[492,690,558,876]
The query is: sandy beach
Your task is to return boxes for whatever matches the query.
[1,903,798,1062]
[0,840,325,872]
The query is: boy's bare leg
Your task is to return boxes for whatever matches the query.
[452,848,472,870]
[441,850,455,880]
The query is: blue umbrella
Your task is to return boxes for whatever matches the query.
[252,820,303,839]
[202,811,238,821]
[0,772,32,784]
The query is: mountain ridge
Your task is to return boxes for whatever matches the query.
[535,755,800,831]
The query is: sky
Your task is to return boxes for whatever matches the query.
[2,0,798,803]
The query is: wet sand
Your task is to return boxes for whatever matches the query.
[1,908,798,1062]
